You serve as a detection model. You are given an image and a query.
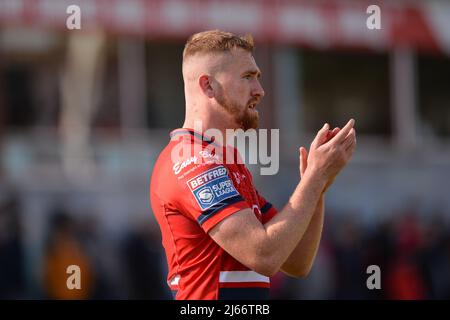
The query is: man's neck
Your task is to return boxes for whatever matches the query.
[183,107,238,140]
[183,115,240,147]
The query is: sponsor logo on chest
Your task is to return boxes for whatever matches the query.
[173,156,198,175]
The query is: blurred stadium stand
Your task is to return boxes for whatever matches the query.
[0,0,449,299]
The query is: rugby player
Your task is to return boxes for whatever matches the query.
[150,30,356,300]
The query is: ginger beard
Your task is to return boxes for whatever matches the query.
[215,90,259,131]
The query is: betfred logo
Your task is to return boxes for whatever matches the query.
[188,166,227,189]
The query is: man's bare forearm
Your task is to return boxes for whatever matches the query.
[260,172,326,274]
[280,194,324,277]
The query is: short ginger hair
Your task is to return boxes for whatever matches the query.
[183,30,254,62]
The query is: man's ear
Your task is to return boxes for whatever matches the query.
[199,75,215,98]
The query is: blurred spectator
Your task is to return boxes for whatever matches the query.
[121,220,171,299]
[363,219,394,299]
[386,259,426,300]
[332,216,366,299]
[42,209,94,299]
[418,215,450,299]
[77,214,117,299]
[381,212,426,299]
[0,193,26,298]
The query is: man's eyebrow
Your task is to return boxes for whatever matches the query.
[242,69,262,77]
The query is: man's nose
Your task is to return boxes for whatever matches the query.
[253,80,265,98]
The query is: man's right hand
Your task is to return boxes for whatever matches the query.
[303,119,356,189]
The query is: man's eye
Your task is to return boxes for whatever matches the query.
[244,75,252,79]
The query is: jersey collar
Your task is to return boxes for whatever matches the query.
[170,128,217,145]
[170,128,244,163]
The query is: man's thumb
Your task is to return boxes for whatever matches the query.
[299,147,308,176]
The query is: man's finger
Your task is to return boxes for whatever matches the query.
[325,127,340,142]
[343,129,356,150]
[302,147,308,167]
[331,119,355,144]
[344,128,355,140]
[346,132,357,150]
[344,127,355,140]
[345,139,356,153]
[331,127,340,137]
[311,123,330,148]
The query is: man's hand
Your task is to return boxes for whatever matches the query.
[299,119,356,192]
[299,126,340,176]
[300,126,340,192]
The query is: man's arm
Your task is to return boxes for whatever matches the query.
[209,168,326,277]
[280,194,324,277]
[209,120,356,277]
[280,129,340,278]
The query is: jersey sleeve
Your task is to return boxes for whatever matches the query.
[256,190,278,224]
[172,163,250,233]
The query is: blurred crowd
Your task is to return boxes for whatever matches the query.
[272,209,450,300]
[1,186,449,300]
[0,187,172,300]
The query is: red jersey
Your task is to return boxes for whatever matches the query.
[150,128,277,300]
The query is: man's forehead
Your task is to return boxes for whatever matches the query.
[226,49,260,73]
[183,48,260,77]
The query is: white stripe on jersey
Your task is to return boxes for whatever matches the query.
[219,271,270,283]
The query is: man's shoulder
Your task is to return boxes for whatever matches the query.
[151,137,232,194]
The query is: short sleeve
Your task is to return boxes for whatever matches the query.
[173,163,250,233]
[256,191,278,224]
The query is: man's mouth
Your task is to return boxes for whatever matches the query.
[247,101,258,109]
